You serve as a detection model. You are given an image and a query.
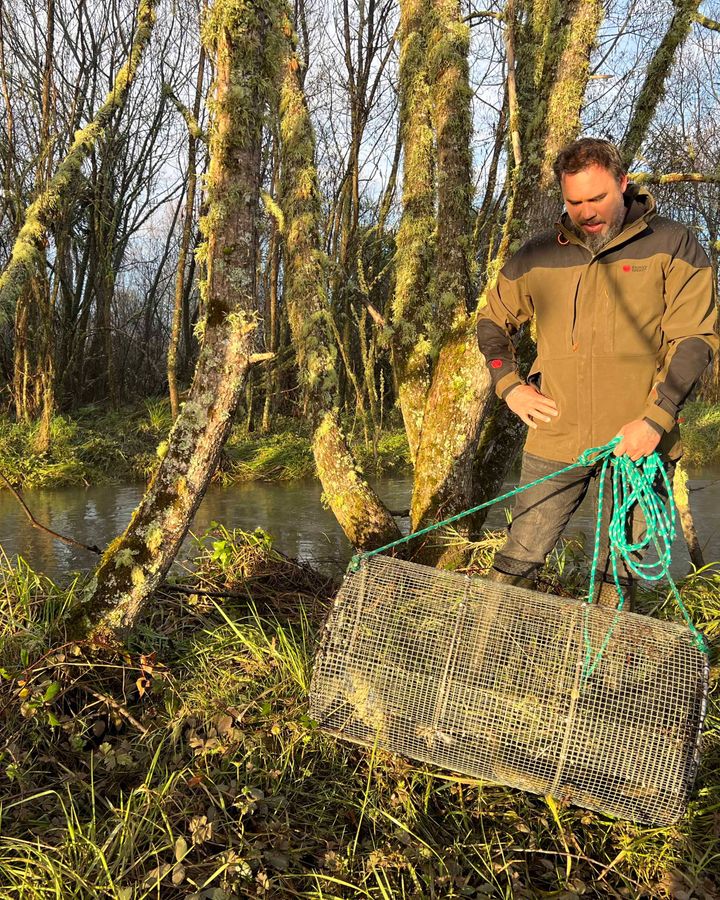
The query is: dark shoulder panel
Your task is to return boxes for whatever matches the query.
[650,216,711,268]
[503,228,587,280]
[612,216,711,268]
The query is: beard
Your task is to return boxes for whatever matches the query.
[570,204,627,254]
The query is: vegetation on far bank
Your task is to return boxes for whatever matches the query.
[0,527,718,898]
[0,400,411,492]
[2,399,719,495]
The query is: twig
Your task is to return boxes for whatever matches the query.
[512,847,641,894]
[695,12,720,32]
[86,688,149,735]
[158,582,256,600]
[249,352,275,364]
[0,471,101,554]
[463,9,504,23]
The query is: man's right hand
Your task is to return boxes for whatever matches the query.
[506,384,559,429]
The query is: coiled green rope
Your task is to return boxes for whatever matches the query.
[348,438,708,665]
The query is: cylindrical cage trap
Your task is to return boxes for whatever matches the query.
[309,555,708,826]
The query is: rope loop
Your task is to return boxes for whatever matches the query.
[348,439,707,657]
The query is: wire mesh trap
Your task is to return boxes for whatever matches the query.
[309,555,708,826]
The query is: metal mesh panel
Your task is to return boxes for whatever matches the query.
[309,556,708,826]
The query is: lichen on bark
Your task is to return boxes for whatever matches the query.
[277,12,399,550]
[393,0,437,462]
[408,0,491,565]
[72,0,284,645]
[0,0,158,322]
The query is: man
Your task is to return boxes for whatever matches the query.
[476,137,718,607]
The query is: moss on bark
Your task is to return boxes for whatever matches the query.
[393,0,436,462]
[73,0,283,645]
[277,14,399,550]
[0,0,158,321]
[408,0,491,566]
[621,0,700,167]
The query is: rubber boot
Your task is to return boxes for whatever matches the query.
[486,568,535,591]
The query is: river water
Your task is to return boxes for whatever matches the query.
[1,468,719,584]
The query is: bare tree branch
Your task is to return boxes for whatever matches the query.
[0,470,101,554]
[694,12,720,31]
[629,171,720,184]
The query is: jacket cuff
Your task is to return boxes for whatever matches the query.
[641,402,676,434]
[496,372,524,400]
[643,417,664,437]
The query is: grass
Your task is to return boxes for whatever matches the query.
[680,401,720,469]
[0,402,411,492]
[0,528,718,898]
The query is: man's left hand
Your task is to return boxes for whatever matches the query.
[613,419,662,461]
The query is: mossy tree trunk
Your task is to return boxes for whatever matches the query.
[9,0,59,448]
[621,0,701,167]
[673,462,705,570]
[408,0,491,566]
[73,0,282,645]
[472,0,603,518]
[392,0,436,463]
[0,0,157,320]
[277,17,400,550]
[168,35,207,420]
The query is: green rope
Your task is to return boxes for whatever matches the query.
[349,439,708,662]
[348,439,617,570]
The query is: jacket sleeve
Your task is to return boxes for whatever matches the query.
[640,229,719,434]
[476,267,534,400]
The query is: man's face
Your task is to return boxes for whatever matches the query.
[560,164,628,252]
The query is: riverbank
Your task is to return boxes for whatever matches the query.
[0,527,718,898]
[0,401,411,491]
[2,400,718,494]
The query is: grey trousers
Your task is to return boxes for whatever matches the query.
[492,452,674,586]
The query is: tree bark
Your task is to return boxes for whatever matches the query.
[621,0,701,167]
[0,0,157,320]
[168,30,206,420]
[473,0,604,511]
[409,0,491,566]
[673,462,705,571]
[392,0,435,463]
[278,18,400,550]
[73,0,281,645]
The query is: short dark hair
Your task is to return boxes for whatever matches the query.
[552,138,626,183]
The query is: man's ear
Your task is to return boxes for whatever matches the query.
[619,174,628,192]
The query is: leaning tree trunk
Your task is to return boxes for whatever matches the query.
[278,18,400,550]
[168,37,206,420]
[0,0,157,319]
[408,0,491,566]
[471,0,604,517]
[72,0,281,645]
[621,0,701,167]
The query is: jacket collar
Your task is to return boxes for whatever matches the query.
[556,183,657,256]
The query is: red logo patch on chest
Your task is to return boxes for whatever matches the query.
[622,264,631,272]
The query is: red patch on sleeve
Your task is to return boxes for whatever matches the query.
[622,264,631,272]
[490,359,503,369]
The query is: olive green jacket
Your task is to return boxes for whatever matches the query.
[477,186,718,463]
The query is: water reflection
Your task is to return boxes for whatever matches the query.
[0,468,718,585]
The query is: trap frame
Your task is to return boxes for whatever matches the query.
[309,556,708,825]
[309,444,710,826]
